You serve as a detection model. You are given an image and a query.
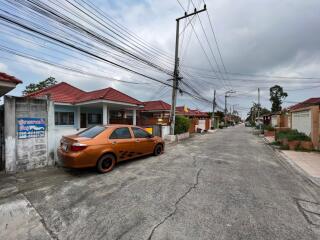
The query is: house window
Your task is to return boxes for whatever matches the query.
[88,113,102,124]
[55,112,74,125]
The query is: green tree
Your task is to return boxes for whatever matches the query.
[23,77,57,95]
[269,85,287,112]
[174,115,190,134]
[246,103,270,124]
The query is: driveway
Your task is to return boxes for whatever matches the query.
[1,125,320,239]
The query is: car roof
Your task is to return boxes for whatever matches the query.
[103,124,141,128]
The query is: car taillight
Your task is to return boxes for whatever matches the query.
[70,143,87,152]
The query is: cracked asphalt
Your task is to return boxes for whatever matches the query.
[1,125,320,239]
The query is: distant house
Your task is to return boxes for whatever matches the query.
[0,72,22,96]
[138,100,171,126]
[289,98,320,149]
[176,106,211,132]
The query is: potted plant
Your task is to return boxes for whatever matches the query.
[264,125,275,137]
[286,130,312,151]
[300,141,313,150]
[288,140,300,150]
[297,134,313,150]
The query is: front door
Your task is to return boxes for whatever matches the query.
[80,113,87,128]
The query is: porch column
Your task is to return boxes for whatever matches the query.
[76,106,80,129]
[103,103,108,125]
[133,109,137,125]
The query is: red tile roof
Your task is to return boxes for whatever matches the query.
[141,100,171,111]
[0,72,22,84]
[176,106,209,117]
[290,98,320,110]
[27,82,85,103]
[27,82,142,105]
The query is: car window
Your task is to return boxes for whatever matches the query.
[109,127,132,139]
[132,127,150,138]
[77,126,106,138]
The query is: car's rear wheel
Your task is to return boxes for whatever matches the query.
[153,144,163,156]
[97,153,116,173]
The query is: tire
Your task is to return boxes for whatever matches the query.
[153,144,163,156]
[96,153,116,173]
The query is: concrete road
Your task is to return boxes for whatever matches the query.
[1,125,320,240]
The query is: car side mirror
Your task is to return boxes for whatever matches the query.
[148,134,154,138]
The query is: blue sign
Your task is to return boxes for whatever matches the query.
[17,118,46,139]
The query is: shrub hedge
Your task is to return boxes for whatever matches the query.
[276,129,311,141]
[174,115,191,135]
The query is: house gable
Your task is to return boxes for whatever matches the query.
[27,82,142,105]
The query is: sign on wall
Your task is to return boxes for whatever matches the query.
[17,118,46,139]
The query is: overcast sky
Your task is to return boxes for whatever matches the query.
[1,0,320,118]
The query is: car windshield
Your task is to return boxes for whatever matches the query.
[77,126,106,138]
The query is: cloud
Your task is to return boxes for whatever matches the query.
[0,62,8,72]
[2,0,320,114]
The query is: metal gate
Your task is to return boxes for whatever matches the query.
[151,125,162,137]
[0,105,4,171]
[292,110,311,136]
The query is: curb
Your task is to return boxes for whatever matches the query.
[276,150,320,188]
[262,136,320,188]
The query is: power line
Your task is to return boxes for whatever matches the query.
[176,0,228,91]
[190,0,231,89]
[181,64,320,80]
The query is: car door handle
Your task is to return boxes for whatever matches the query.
[112,141,117,145]
[135,139,140,142]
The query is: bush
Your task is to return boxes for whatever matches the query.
[276,129,311,141]
[277,130,290,140]
[264,125,275,131]
[174,116,190,135]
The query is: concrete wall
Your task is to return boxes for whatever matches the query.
[4,96,54,172]
[4,96,16,172]
[52,127,80,164]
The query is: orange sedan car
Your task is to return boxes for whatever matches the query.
[57,125,164,173]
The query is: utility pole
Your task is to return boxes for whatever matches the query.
[258,87,261,129]
[170,5,207,135]
[224,94,227,127]
[212,89,216,128]
[224,90,235,127]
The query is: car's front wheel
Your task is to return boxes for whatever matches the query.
[153,144,163,156]
[97,153,116,173]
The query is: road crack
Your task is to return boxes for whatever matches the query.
[146,168,202,240]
